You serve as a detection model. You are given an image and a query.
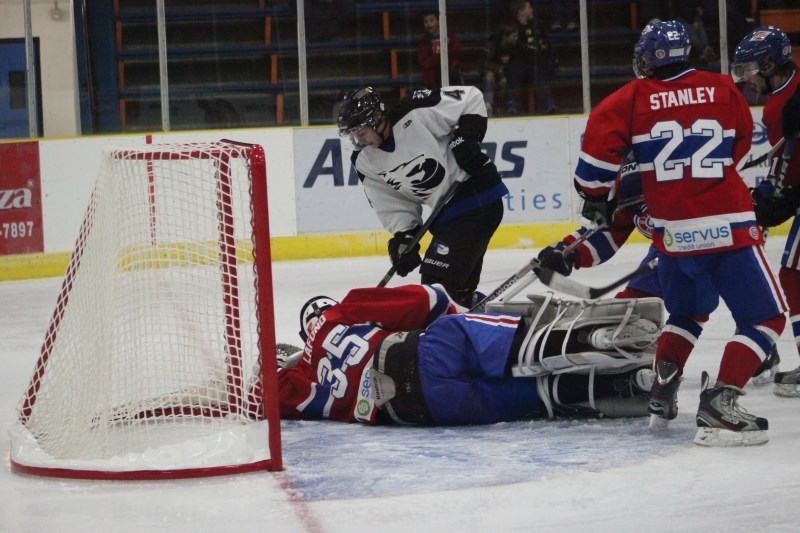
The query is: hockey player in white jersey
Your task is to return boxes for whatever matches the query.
[337,86,508,307]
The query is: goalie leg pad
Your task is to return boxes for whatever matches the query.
[505,295,663,377]
[540,365,656,419]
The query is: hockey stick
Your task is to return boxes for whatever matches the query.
[468,194,650,311]
[538,256,659,300]
[741,137,785,171]
[378,180,463,287]
[468,226,599,312]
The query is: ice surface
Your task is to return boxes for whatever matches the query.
[2,242,799,532]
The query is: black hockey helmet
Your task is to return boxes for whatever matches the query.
[299,295,338,342]
[337,87,388,138]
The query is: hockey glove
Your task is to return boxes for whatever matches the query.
[388,227,423,276]
[276,343,304,369]
[449,134,490,176]
[536,243,577,276]
[581,195,616,228]
[751,186,800,228]
[782,85,800,139]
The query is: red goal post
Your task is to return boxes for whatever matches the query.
[9,140,282,479]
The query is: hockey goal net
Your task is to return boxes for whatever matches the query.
[9,140,281,479]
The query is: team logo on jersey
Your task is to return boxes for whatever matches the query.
[381,154,446,199]
[634,212,654,238]
[356,399,371,417]
[412,89,432,99]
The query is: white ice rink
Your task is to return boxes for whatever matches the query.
[2,241,800,532]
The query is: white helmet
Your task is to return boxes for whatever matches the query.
[299,296,338,341]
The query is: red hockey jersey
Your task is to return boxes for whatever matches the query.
[276,285,457,424]
[575,69,761,256]
[761,70,800,189]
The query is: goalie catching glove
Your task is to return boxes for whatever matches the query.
[537,242,577,276]
[388,227,422,276]
[449,133,491,176]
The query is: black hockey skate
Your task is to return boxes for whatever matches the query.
[773,365,800,397]
[694,371,768,447]
[751,344,781,385]
[648,359,682,431]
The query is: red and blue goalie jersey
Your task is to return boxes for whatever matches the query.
[575,69,761,255]
[277,284,457,424]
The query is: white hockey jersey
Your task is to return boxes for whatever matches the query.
[351,86,505,234]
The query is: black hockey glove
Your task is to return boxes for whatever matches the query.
[782,85,800,139]
[580,195,616,228]
[388,227,423,276]
[449,134,491,176]
[751,186,800,228]
[536,242,577,276]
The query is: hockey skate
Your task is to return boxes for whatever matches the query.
[648,359,682,431]
[586,318,660,351]
[773,365,800,397]
[694,371,768,447]
[751,345,781,386]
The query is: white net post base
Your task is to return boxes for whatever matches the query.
[9,141,281,479]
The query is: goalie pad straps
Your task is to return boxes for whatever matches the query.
[538,366,652,419]
[512,296,661,376]
[537,369,598,419]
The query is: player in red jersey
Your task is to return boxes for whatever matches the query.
[732,25,800,398]
[572,20,786,446]
[246,284,662,426]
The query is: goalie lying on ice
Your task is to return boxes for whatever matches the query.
[249,284,663,425]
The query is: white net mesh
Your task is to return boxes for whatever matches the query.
[10,142,278,477]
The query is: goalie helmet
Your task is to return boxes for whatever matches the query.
[337,87,388,140]
[299,296,338,341]
[731,26,792,83]
[632,20,691,79]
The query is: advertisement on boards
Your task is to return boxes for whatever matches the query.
[292,118,576,235]
[294,130,382,234]
[0,141,43,255]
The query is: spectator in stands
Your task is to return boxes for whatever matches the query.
[505,0,559,115]
[482,24,518,116]
[417,11,466,90]
[550,0,579,33]
[304,0,355,42]
[672,2,718,67]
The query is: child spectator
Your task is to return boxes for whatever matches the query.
[506,0,558,115]
[482,24,518,116]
